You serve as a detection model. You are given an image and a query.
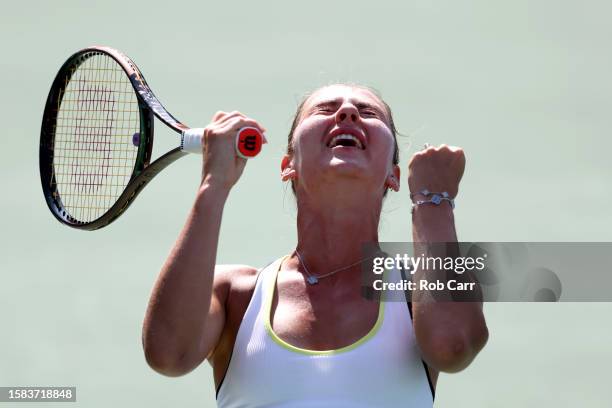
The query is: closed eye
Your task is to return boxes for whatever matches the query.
[356,103,385,119]
[360,109,378,117]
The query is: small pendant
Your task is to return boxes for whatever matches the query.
[307,276,319,285]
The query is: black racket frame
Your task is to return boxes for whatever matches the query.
[40,46,191,230]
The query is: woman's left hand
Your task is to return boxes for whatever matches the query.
[407,144,465,199]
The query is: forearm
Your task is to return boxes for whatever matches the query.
[411,203,488,372]
[142,181,230,362]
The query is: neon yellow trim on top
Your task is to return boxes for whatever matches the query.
[264,256,387,355]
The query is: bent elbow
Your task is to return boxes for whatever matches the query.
[426,325,489,373]
[426,337,470,373]
[142,339,196,377]
[144,349,194,377]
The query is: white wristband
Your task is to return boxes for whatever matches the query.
[180,128,205,154]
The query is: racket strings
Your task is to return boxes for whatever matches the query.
[52,53,140,222]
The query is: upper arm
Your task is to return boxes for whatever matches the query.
[199,264,258,362]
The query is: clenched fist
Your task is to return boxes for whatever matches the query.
[407,144,465,200]
[201,111,266,191]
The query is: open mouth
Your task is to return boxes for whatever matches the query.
[327,134,365,150]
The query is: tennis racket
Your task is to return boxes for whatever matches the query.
[39,46,263,230]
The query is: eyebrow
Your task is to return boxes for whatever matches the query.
[311,98,387,117]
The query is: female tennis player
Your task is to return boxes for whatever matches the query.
[142,84,488,407]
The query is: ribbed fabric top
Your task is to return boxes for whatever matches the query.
[216,257,434,407]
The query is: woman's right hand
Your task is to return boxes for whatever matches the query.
[200,111,267,190]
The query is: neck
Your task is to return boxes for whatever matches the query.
[293,187,383,280]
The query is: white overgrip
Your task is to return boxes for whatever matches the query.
[180,128,205,154]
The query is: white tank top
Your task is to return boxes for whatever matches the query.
[216,257,435,407]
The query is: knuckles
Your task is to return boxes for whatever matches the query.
[212,111,227,121]
[408,145,465,170]
[210,110,246,124]
[205,110,264,145]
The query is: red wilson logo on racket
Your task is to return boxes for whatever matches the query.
[236,127,263,158]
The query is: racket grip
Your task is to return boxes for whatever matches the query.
[180,127,263,158]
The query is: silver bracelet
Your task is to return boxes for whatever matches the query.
[409,189,451,200]
[410,190,455,213]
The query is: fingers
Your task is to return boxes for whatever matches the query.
[217,111,245,125]
[204,115,268,150]
[209,111,267,143]
[211,111,266,131]
[211,111,227,122]
[420,143,461,152]
[411,144,463,160]
[219,117,267,141]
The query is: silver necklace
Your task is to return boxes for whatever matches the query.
[294,250,373,285]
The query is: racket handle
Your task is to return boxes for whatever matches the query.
[180,127,263,159]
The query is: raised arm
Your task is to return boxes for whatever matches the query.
[141,111,266,376]
[408,144,489,373]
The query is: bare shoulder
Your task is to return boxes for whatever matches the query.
[214,264,259,283]
[213,264,260,301]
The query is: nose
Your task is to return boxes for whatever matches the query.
[335,102,359,124]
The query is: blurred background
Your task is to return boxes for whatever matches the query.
[1,0,611,406]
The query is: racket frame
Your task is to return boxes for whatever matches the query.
[40,46,190,230]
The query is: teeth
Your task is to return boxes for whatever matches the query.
[328,134,364,149]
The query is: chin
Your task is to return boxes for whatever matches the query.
[317,159,380,187]
[327,156,369,173]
